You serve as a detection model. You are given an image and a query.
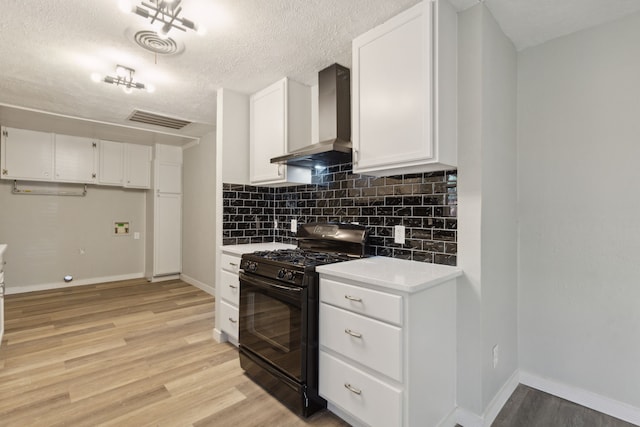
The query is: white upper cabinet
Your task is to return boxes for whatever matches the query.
[1,127,54,181]
[352,0,457,176]
[99,140,125,186]
[250,78,312,185]
[54,134,98,183]
[124,143,152,189]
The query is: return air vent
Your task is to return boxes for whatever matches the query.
[127,110,191,130]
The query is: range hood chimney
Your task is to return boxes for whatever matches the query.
[271,63,351,168]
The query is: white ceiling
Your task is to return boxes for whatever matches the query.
[1,0,639,145]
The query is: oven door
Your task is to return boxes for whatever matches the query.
[239,271,305,382]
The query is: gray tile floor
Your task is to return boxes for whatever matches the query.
[489,385,638,427]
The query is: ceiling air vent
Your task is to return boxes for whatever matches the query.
[128,110,191,130]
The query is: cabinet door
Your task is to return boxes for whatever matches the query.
[154,193,181,276]
[1,127,54,181]
[54,134,98,183]
[156,161,182,194]
[250,79,287,184]
[124,144,151,189]
[353,2,434,173]
[98,140,124,186]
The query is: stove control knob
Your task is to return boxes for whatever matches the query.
[285,271,295,281]
[277,269,286,279]
[247,262,258,272]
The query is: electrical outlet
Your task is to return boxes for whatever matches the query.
[274,219,278,229]
[291,219,297,232]
[394,225,406,244]
[134,232,140,240]
[493,344,499,368]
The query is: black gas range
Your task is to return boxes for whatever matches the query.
[238,222,368,418]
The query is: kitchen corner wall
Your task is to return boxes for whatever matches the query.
[222,163,458,266]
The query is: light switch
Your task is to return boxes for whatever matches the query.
[291,219,297,232]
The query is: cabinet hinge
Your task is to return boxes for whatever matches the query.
[92,173,96,178]
[92,142,97,148]
[2,130,7,137]
[2,169,7,175]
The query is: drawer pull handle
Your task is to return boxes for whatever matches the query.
[229,262,238,267]
[229,284,238,289]
[344,383,362,395]
[344,329,362,339]
[228,317,237,323]
[344,295,362,302]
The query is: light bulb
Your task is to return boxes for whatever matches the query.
[123,86,133,94]
[116,66,128,77]
[118,0,134,14]
[90,72,102,83]
[146,84,156,93]
[197,25,207,36]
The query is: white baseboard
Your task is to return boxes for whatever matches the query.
[438,406,458,427]
[180,273,215,296]
[5,273,145,295]
[455,369,519,427]
[482,370,520,426]
[520,371,640,426]
[456,407,483,427]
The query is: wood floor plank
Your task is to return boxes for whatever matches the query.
[0,278,347,426]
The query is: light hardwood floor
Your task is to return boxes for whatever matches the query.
[0,278,349,427]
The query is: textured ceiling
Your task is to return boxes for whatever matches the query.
[0,0,421,141]
[449,0,640,51]
[1,0,639,144]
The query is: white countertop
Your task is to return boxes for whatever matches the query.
[316,256,462,293]
[221,242,297,256]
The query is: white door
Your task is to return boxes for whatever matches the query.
[1,127,54,181]
[353,3,433,172]
[54,134,98,183]
[154,193,182,276]
[157,162,182,194]
[98,140,124,186]
[124,144,152,188]
[250,80,286,184]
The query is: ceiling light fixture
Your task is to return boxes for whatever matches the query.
[95,65,152,94]
[123,0,204,38]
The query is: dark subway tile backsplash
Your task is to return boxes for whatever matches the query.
[223,163,457,266]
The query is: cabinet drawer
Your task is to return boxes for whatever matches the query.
[220,270,240,305]
[320,278,403,326]
[320,303,402,381]
[221,253,241,274]
[320,351,402,427]
[219,301,239,340]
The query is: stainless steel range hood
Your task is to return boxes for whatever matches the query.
[271,63,351,168]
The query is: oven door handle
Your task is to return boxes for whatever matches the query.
[239,272,303,293]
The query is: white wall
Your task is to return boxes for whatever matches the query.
[182,133,216,293]
[457,3,518,422]
[518,10,640,412]
[0,181,145,292]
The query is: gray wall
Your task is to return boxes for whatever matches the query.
[457,2,518,418]
[181,132,216,294]
[0,181,145,292]
[518,11,640,410]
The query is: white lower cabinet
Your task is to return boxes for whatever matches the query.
[320,351,402,427]
[320,303,402,382]
[318,270,456,427]
[219,300,239,341]
[217,252,242,344]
